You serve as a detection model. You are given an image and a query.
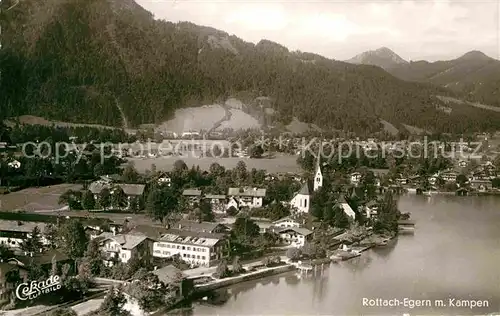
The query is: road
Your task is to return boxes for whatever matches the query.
[184,255,289,278]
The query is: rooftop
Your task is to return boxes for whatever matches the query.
[0,220,47,233]
[227,187,266,197]
[182,189,202,196]
[159,229,225,247]
[97,232,150,250]
[9,248,69,266]
[174,220,228,233]
[205,194,226,199]
[89,182,145,196]
[276,226,313,236]
[152,265,186,285]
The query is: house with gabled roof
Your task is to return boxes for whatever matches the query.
[204,194,226,214]
[275,227,313,248]
[182,189,202,205]
[92,232,153,266]
[89,182,145,209]
[227,187,266,209]
[290,182,311,214]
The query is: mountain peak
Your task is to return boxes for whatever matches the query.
[346,47,408,70]
[458,50,492,61]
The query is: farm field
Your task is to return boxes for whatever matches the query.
[128,154,302,173]
[0,183,82,212]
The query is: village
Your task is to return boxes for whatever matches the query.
[0,126,499,316]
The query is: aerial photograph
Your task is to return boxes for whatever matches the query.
[0,0,499,315]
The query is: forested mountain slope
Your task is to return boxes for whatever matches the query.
[1,0,500,134]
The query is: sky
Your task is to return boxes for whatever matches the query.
[136,0,500,62]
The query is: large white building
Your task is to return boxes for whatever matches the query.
[152,230,229,267]
[290,182,311,213]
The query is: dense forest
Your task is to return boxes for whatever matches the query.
[2,0,500,135]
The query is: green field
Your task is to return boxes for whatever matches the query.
[129,154,301,173]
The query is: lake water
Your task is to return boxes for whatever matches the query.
[184,195,500,315]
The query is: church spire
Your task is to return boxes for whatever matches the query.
[313,144,323,192]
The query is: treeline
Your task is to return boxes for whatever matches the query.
[3,123,135,144]
[2,0,500,135]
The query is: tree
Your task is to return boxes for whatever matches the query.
[232,217,260,240]
[51,255,60,276]
[44,224,59,249]
[231,256,244,274]
[146,187,178,222]
[48,308,77,316]
[226,206,238,216]
[250,145,264,158]
[58,190,82,210]
[173,160,188,173]
[98,285,131,316]
[59,220,89,259]
[214,259,230,279]
[81,190,95,210]
[122,164,140,183]
[83,239,104,277]
[234,161,248,185]
[111,186,128,209]
[77,259,94,293]
[126,273,166,312]
[0,244,14,261]
[98,188,112,210]
[286,248,302,261]
[20,226,43,253]
[492,178,500,188]
[456,174,468,187]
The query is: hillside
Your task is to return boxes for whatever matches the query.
[346,47,408,70]
[349,49,500,108]
[2,0,500,134]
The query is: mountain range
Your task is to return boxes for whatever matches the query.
[1,0,500,135]
[346,48,500,107]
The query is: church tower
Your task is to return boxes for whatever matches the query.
[313,147,323,192]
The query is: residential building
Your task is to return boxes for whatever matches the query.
[8,249,72,271]
[440,171,458,182]
[204,194,226,214]
[152,230,229,267]
[7,160,21,169]
[290,182,310,214]
[89,182,145,209]
[470,179,493,192]
[182,189,202,205]
[93,232,153,266]
[458,160,468,168]
[151,265,193,299]
[275,227,313,248]
[226,197,239,211]
[156,172,171,186]
[272,216,302,229]
[0,221,48,249]
[227,187,266,209]
[0,263,28,303]
[350,172,362,185]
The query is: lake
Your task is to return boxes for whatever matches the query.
[182,195,500,315]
